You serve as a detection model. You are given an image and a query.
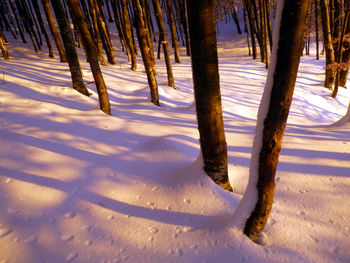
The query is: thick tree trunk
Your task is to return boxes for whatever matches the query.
[67,0,111,115]
[140,0,156,73]
[243,0,310,242]
[186,0,232,192]
[320,0,336,89]
[50,0,90,96]
[41,0,67,62]
[152,0,174,88]
[133,0,159,106]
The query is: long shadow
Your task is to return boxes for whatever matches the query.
[0,167,229,228]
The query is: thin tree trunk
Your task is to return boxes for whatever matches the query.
[179,0,190,56]
[31,0,54,58]
[133,0,159,106]
[166,0,180,63]
[339,5,350,87]
[320,0,336,89]
[94,0,116,65]
[120,0,137,71]
[8,0,27,43]
[332,7,349,98]
[152,0,174,88]
[243,0,257,59]
[243,0,310,242]
[315,0,319,60]
[186,0,232,192]
[88,0,108,66]
[67,0,111,114]
[41,0,67,62]
[50,0,90,96]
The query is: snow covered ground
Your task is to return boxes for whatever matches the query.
[0,22,350,263]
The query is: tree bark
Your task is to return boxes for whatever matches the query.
[0,29,9,60]
[67,0,111,114]
[41,0,67,62]
[120,0,137,71]
[133,0,159,106]
[166,0,180,63]
[320,0,336,89]
[244,0,310,242]
[186,0,232,191]
[50,0,90,96]
[88,0,108,66]
[339,5,350,88]
[152,0,174,88]
[31,0,54,58]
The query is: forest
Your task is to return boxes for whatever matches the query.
[0,0,349,262]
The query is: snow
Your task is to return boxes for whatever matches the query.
[0,19,350,263]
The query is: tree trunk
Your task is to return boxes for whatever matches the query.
[166,0,180,63]
[243,0,310,242]
[120,0,137,71]
[31,0,54,58]
[140,0,156,73]
[41,0,67,62]
[133,0,159,106]
[339,6,350,87]
[50,0,90,96]
[94,0,116,65]
[152,0,174,88]
[314,0,319,60]
[320,0,336,89]
[0,29,9,60]
[331,6,349,98]
[88,0,108,66]
[243,0,257,59]
[8,0,27,43]
[186,0,232,192]
[67,0,111,114]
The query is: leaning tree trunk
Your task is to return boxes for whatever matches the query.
[31,0,54,58]
[320,0,336,89]
[41,0,67,62]
[186,0,232,192]
[241,0,310,242]
[67,0,111,114]
[50,0,90,96]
